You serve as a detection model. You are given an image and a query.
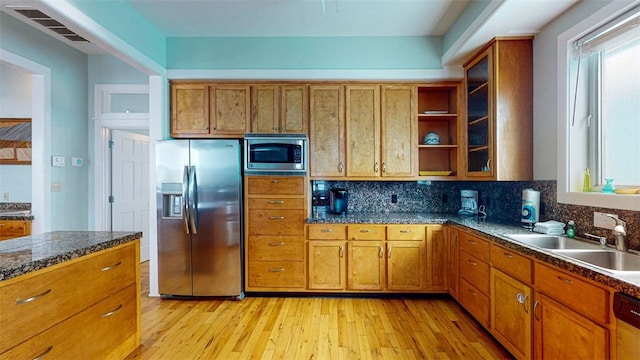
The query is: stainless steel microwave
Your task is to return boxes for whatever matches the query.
[244,134,308,174]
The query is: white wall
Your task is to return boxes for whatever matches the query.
[532,0,616,181]
[0,63,32,202]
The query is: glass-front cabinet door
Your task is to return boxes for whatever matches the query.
[465,47,493,178]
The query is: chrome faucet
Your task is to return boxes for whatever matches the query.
[604,214,627,252]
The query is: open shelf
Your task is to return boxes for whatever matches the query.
[416,84,461,178]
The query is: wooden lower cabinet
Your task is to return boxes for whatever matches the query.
[0,241,140,358]
[386,240,425,291]
[533,293,608,360]
[491,268,532,360]
[348,241,386,290]
[426,225,448,291]
[308,241,346,290]
[0,219,31,240]
[448,227,459,299]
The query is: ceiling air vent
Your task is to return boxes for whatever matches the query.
[14,8,89,42]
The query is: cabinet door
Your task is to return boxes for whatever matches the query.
[171,83,210,137]
[426,225,448,291]
[346,85,380,177]
[251,85,279,133]
[308,241,346,290]
[381,85,416,177]
[491,268,532,360]
[211,85,250,135]
[309,85,345,177]
[387,240,425,291]
[465,46,493,179]
[533,293,608,360]
[281,85,308,134]
[347,241,385,290]
[448,227,459,299]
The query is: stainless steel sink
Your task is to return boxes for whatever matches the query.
[504,233,601,250]
[553,250,640,273]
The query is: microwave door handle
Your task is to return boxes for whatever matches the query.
[182,165,190,234]
[188,166,199,234]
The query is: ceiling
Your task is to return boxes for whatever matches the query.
[124,0,469,37]
[1,0,580,66]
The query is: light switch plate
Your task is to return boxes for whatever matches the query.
[594,212,617,229]
[71,157,84,167]
[52,156,65,167]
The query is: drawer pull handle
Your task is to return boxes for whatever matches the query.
[268,200,285,204]
[533,300,540,321]
[467,289,477,296]
[340,246,344,257]
[360,229,372,233]
[379,246,384,258]
[388,245,392,258]
[269,268,285,272]
[268,242,285,246]
[467,259,477,266]
[268,216,285,220]
[33,345,53,360]
[467,239,477,245]
[503,252,514,258]
[320,229,333,232]
[272,179,279,184]
[399,230,411,233]
[557,276,574,284]
[100,261,122,272]
[102,304,123,318]
[0,223,4,227]
[16,288,52,305]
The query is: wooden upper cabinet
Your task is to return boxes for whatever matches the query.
[171,83,210,137]
[211,85,250,135]
[309,85,345,177]
[464,38,533,180]
[381,85,416,177]
[170,82,249,138]
[251,85,308,134]
[346,85,380,177]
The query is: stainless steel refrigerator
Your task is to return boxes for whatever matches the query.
[156,139,243,298]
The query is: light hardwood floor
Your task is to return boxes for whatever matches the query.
[126,262,511,359]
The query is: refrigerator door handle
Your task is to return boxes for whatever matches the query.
[189,166,199,234]
[182,165,191,234]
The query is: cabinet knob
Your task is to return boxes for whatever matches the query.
[374,162,379,172]
[382,162,386,173]
[338,162,343,173]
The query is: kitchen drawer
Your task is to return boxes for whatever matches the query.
[0,243,136,352]
[459,278,490,328]
[535,263,609,324]
[247,176,304,196]
[307,224,347,240]
[248,198,305,210]
[0,220,31,240]
[459,250,490,295]
[347,225,386,241]
[386,225,426,241]
[248,235,304,261]
[459,231,490,261]
[248,209,304,236]
[248,261,305,288]
[0,284,137,360]
[490,243,532,284]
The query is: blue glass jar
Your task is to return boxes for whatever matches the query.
[602,178,616,193]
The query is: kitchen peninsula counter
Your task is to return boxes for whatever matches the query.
[0,231,141,281]
[307,212,640,297]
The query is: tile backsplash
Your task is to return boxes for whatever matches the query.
[313,180,639,251]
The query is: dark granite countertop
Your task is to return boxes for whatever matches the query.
[307,212,640,298]
[0,231,142,281]
[0,214,35,221]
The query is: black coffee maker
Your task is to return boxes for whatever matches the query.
[329,188,349,215]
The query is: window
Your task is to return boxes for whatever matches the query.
[558,3,640,211]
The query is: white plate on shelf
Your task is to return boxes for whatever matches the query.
[423,110,449,114]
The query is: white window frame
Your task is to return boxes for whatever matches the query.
[557,1,640,211]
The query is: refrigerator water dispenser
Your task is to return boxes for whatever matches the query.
[161,183,183,218]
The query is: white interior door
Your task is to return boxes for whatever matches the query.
[111,129,150,261]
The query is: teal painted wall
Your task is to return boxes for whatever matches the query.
[166,36,443,69]
[0,12,89,230]
[443,0,492,54]
[67,0,166,67]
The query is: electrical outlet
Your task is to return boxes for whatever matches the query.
[594,212,617,229]
[391,194,398,203]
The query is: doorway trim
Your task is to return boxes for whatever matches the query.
[0,49,51,234]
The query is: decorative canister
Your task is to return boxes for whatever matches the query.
[423,131,440,145]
